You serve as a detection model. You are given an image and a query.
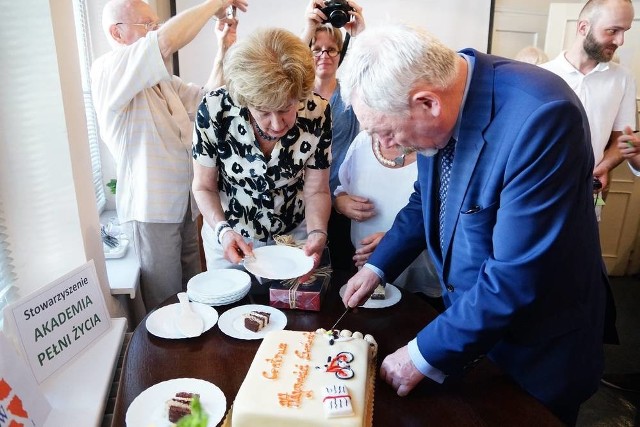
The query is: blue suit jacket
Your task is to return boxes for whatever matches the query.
[369,50,607,413]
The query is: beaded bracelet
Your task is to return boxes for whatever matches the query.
[307,229,328,239]
[218,226,233,245]
[214,220,229,237]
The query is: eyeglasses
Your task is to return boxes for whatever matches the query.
[311,48,340,58]
[115,22,162,31]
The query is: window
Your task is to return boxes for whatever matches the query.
[0,0,110,321]
[73,0,106,213]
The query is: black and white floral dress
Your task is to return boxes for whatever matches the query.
[193,88,332,244]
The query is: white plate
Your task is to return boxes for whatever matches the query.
[146,302,219,339]
[126,378,226,427]
[339,284,402,308]
[217,304,287,340]
[243,245,314,280]
[187,269,251,297]
[187,288,250,307]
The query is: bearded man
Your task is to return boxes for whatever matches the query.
[541,0,636,202]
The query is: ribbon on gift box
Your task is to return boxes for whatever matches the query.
[288,282,300,309]
[274,234,304,248]
[281,266,333,309]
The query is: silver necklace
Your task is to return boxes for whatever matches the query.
[251,115,279,142]
[373,139,413,167]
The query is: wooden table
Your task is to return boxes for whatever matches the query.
[112,270,564,426]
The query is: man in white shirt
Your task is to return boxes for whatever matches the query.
[540,0,637,206]
[91,0,247,311]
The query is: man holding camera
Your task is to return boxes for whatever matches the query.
[91,0,248,311]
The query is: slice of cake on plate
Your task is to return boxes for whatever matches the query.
[370,284,386,300]
[244,311,270,332]
[166,391,198,423]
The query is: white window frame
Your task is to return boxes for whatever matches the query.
[73,0,106,213]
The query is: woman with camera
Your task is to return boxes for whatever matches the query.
[192,27,332,271]
[301,0,365,271]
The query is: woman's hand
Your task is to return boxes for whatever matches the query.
[334,193,375,223]
[297,232,327,283]
[301,0,327,43]
[344,0,365,37]
[220,230,254,264]
[353,232,384,268]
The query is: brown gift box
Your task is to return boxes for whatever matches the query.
[269,273,330,311]
[268,247,331,311]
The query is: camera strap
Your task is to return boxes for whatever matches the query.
[338,32,350,66]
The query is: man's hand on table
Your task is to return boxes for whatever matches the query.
[342,266,380,307]
[380,345,425,396]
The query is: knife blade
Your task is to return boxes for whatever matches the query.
[330,306,350,331]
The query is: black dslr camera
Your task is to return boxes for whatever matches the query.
[321,0,354,28]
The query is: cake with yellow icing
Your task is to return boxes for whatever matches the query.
[230,329,377,427]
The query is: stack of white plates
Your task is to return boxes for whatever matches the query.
[187,269,251,306]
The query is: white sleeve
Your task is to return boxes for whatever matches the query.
[334,131,369,196]
[90,31,170,114]
[612,68,638,131]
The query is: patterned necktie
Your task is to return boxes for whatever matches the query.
[439,139,456,252]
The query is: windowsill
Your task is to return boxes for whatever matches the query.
[100,210,140,299]
[41,317,127,427]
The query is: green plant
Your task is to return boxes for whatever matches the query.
[106,179,117,195]
[176,396,208,427]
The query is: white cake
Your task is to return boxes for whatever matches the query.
[231,329,377,427]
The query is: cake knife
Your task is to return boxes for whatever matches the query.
[330,306,350,331]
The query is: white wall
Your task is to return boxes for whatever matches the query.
[491,0,585,59]
[176,0,492,87]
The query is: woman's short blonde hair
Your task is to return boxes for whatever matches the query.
[224,27,315,110]
[311,24,344,52]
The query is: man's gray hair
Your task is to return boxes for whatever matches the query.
[338,24,458,113]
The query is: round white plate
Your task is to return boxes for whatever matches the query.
[243,245,314,280]
[146,303,218,339]
[187,269,251,297]
[217,304,287,340]
[126,378,226,427]
[339,284,402,308]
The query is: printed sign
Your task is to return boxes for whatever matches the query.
[6,260,111,383]
[0,332,51,426]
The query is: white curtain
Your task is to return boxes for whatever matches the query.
[0,201,17,326]
[0,0,121,318]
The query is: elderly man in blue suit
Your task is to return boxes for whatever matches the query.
[340,24,610,425]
